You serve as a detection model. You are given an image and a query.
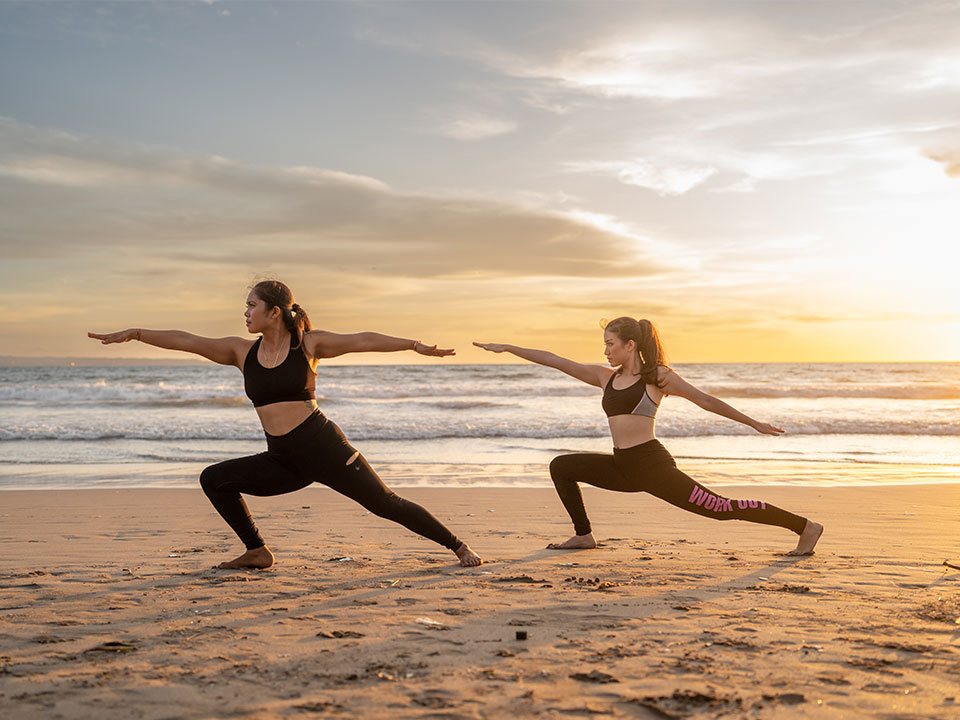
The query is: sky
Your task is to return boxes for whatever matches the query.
[1,0,959,364]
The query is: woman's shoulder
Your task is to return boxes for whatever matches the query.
[300,329,327,362]
[656,364,675,379]
[231,336,257,354]
[236,335,257,350]
[232,337,258,373]
[301,328,328,343]
[655,365,678,393]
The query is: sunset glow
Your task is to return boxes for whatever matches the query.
[1,1,958,363]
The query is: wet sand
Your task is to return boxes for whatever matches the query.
[2,483,959,718]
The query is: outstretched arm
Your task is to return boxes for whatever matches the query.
[307,331,454,360]
[659,369,784,435]
[473,342,610,388]
[87,328,249,368]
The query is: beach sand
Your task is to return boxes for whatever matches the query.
[2,481,959,718]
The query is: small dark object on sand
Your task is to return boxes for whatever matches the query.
[85,641,137,654]
[317,630,365,639]
[570,669,619,683]
[515,631,528,640]
[943,560,960,571]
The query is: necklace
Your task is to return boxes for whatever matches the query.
[264,337,285,368]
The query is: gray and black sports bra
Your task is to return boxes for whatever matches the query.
[601,372,660,419]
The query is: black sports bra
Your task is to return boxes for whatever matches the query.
[601,372,660,419]
[243,336,316,408]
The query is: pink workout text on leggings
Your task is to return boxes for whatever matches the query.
[688,486,766,513]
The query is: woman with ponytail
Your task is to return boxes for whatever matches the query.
[475,318,822,556]
[89,280,482,569]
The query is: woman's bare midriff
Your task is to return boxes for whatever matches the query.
[256,400,319,436]
[607,415,657,449]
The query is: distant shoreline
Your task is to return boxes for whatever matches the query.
[1,356,956,367]
[0,356,209,367]
[3,458,958,491]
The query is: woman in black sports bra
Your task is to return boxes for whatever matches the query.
[89,280,482,569]
[475,317,823,556]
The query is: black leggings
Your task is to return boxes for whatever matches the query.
[550,439,807,537]
[199,411,462,552]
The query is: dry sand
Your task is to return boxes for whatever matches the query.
[2,482,960,719]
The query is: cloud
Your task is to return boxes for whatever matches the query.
[563,140,846,196]
[357,11,785,101]
[353,2,960,196]
[927,149,960,178]
[566,159,717,196]
[783,310,960,324]
[518,38,730,101]
[0,154,165,187]
[431,111,518,141]
[358,6,941,102]
[0,118,672,280]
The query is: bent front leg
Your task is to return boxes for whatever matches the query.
[199,453,311,550]
[549,453,626,536]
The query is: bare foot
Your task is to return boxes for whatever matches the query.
[216,546,274,569]
[785,521,823,556]
[547,533,597,550]
[455,543,483,567]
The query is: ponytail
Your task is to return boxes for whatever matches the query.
[282,302,312,350]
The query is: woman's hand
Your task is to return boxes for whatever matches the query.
[414,341,455,357]
[88,329,139,345]
[753,421,785,436]
[473,342,509,353]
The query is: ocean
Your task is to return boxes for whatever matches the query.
[1,363,958,489]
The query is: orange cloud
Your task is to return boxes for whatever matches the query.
[928,149,960,178]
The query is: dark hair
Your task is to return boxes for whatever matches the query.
[604,317,669,386]
[250,280,312,350]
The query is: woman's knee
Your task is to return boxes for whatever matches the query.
[199,463,229,494]
[549,455,577,481]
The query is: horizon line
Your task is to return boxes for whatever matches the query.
[2,356,957,367]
